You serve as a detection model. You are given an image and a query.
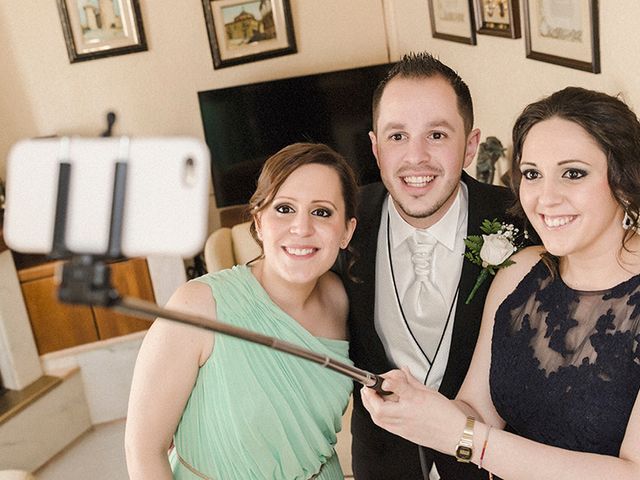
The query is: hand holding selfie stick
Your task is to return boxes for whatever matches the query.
[43,138,390,395]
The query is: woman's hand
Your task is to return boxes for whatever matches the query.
[361,367,467,454]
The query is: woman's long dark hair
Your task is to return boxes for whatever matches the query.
[509,87,640,272]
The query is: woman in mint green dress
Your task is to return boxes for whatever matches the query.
[126,143,358,479]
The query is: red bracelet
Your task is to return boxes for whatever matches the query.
[478,425,492,471]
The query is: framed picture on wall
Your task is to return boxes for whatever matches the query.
[475,0,521,38]
[524,0,600,73]
[202,0,297,69]
[428,0,477,45]
[56,0,147,63]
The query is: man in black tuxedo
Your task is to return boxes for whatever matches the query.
[342,53,519,480]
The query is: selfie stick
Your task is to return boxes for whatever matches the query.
[48,139,389,395]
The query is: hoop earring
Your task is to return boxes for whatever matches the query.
[622,211,634,230]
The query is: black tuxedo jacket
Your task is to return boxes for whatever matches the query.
[342,173,517,480]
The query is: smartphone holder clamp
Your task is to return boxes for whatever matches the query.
[49,137,128,307]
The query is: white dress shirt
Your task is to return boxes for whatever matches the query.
[374,183,468,388]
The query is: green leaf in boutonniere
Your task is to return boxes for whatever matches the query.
[464,219,528,304]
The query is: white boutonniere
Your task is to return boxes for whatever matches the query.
[463,219,527,304]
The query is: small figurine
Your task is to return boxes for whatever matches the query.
[0,176,5,211]
[476,136,505,184]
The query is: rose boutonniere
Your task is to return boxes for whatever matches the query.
[463,219,527,304]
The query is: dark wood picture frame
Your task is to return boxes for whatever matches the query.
[57,0,147,63]
[202,0,297,69]
[428,0,477,45]
[524,0,600,73]
[475,0,521,38]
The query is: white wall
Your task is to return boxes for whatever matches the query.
[2,1,640,228]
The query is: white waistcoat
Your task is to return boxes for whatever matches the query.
[373,187,467,388]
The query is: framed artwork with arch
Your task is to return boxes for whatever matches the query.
[202,0,297,69]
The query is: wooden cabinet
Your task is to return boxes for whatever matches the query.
[18,258,155,355]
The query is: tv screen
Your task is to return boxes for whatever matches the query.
[198,62,394,208]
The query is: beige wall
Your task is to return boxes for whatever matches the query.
[388,0,640,179]
[2,1,640,230]
[0,1,387,230]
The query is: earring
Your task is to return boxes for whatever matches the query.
[622,210,634,230]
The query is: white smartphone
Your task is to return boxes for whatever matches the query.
[4,137,211,258]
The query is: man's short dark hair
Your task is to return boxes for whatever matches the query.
[372,52,474,135]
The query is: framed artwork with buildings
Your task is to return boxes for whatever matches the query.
[524,0,600,73]
[475,0,521,38]
[57,0,147,63]
[428,0,477,45]
[202,0,297,69]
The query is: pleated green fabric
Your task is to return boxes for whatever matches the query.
[169,265,353,479]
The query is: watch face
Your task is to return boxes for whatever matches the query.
[455,445,473,462]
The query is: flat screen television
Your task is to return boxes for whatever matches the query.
[198,62,394,208]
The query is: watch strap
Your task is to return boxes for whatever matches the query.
[455,416,475,463]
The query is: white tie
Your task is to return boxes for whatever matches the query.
[403,230,448,363]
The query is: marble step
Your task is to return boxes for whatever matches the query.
[0,368,91,472]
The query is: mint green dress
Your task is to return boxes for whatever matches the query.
[169,265,353,479]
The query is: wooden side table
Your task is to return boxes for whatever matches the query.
[1,213,155,354]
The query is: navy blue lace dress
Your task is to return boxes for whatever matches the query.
[490,260,640,457]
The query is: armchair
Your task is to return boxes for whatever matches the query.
[0,471,35,479]
[203,221,261,273]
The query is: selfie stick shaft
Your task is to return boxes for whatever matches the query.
[113,296,387,394]
[48,141,388,395]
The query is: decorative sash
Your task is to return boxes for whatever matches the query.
[177,449,212,480]
[175,447,330,480]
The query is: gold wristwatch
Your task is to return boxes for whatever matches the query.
[455,416,475,463]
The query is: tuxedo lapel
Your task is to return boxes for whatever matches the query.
[347,182,392,375]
